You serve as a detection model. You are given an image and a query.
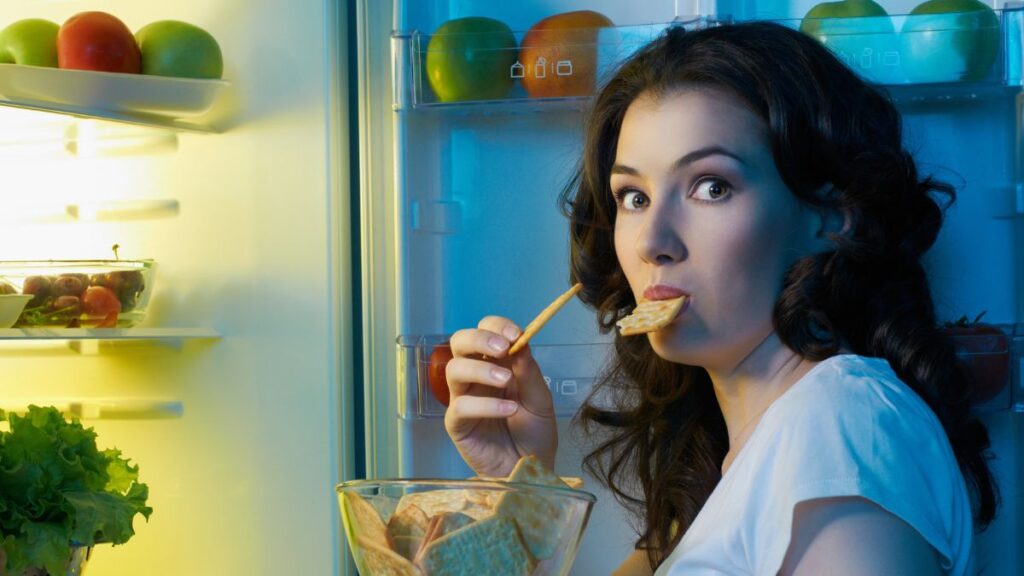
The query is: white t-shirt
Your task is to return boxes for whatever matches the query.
[655,354,975,576]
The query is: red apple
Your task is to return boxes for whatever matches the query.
[57,12,141,74]
[519,10,614,98]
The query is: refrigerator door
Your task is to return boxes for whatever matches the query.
[0,1,354,575]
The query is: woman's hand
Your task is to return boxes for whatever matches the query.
[443,316,558,477]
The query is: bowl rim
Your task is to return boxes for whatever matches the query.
[335,477,597,503]
[0,259,155,267]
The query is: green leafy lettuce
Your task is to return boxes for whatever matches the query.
[0,406,151,575]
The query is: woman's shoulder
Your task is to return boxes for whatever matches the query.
[737,353,975,575]
[769,353,944,437]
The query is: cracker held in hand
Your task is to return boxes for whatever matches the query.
[616,296,687,336]
[508,283,583,355]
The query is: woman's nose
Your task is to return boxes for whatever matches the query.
[635,201,685,265]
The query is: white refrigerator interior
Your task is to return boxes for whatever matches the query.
[358,0,1024,574]
[0,1,352,575]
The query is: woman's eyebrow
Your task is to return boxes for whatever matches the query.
[611,146,748,176]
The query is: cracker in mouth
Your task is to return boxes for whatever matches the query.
[616,296,688,336]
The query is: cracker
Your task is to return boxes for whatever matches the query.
[388,503,430,540]
[495,455,573,560]
[417,515,535,576]
[505,455,568,488]
[395,489,492,521]
[355,536,421,576]
[391,535,424,562]
[508,283,583,355]
[340,492,391,551]
[616,296,687,336]
[560,476,584,490]
[473,473,584,490]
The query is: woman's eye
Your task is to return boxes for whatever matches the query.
[692,178,731,202]
[615,188,649,211]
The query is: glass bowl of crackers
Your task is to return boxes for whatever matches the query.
[336,456,596,576]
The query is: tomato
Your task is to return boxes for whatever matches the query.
[81,286,122,317]
[942,318,1010,404]
[426,343,454,407]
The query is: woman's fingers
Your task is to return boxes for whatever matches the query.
[448,317,522,356]
[478,316,522,344]
[445,357,512,397]
[444,395,519,440]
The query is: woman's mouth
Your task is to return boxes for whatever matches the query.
[642,284,688,301]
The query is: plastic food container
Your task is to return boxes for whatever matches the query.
[0,294,32,328]
[337,479,595,576]
[0,260,156,328]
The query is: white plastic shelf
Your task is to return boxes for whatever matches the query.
[398,324,1022,418]
[396,334,608,420]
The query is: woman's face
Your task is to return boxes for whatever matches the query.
[611,89,824,369]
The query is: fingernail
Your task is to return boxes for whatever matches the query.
[488,337,507,353]
[491,367,511,383]
[499,401,518,415]
[503,326,520,341]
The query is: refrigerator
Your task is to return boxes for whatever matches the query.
[356,0,1024,574]
[0,0,1018,575]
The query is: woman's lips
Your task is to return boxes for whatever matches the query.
[643,284,688,301]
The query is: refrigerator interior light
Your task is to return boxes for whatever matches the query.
[68,199,181,221]
[64,119,179,158]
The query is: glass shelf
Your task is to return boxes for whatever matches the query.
[0,399,184,420]
[0,326,219,339]
[0,327,220,354]
[394,8,1024,113]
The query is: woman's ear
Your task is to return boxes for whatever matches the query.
[809,184,854,250]
[816,205,852,239]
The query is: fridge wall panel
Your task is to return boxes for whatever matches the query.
[0,1,352,575]
[402,112,602,341]
[898,98,1022,324]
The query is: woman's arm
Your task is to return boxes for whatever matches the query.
[780,496,943,575]
[613,549,654,576]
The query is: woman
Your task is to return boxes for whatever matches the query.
[442,21,997,575]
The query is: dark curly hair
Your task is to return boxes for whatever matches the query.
[563,21,998,569]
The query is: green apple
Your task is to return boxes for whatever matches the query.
[900,0,999,83]
[0,19,60,67]
[800,0,903,84]
[425,17,517,103]
[136,20,223,79]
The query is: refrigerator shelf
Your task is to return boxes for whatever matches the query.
[396,334,609,419]
[0,399,183,420]
[394,8,1024,112]
[397,326,1023,418]
[0,64,230,134]
[0,327,220,354]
